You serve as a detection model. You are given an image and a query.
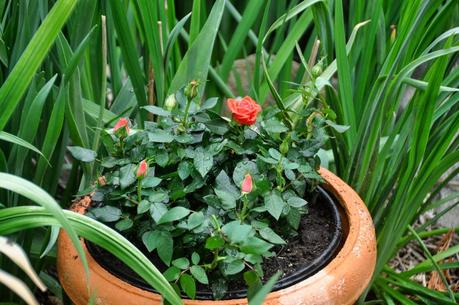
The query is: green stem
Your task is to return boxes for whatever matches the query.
[137,180,142,203]
[182,97,192,128]
[240,195,249,221]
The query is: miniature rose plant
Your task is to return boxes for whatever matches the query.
[84,83,337,299]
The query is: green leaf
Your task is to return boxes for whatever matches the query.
[190,265,208,285]
[268,148,282,160]
[222,220,253,244]
[148,130,174,143]
[119,163,137,189]
[157,231,174,266]
[142,105,171,117]
[193,147,214,177]
[179,274,196,299]
[264,190,286,220]
[67,146,97,162]
[259,227,286,245]
[205,236,225,250]
[172,257,190,270]
[149,191,169,203]
[150,202,168,223]
[214,188,236,210]
[115,218,133,231]
[175,133,194,144]
[203,118,229,135]
[263,118,289,133]
[287,196,308,208]
[142,230,159,252]
[223,259,245,275]
[188,212,205,230]
[215,170,239,196]
[157,207,191,224]
[191,252,200,265]
[168,0,225,97]
[163,266,181,282]
[241,237,273,255]
[286,208,301,230]
[233,160,259,187]
[325,120,350,133]
[137,200,151,214]
[156,151,169,167]
[244,270,262,301]
[200,97,218,110]
[142,176,162,188]
[178,161,192,180]
[90,206,122,222]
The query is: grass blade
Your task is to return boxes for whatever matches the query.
[0,206,183,305]
[0,0,78,131]
[168,0,225,97]
[0,173,90,279]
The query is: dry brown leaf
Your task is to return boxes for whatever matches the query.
[427,230,455,291]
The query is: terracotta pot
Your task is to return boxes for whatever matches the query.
[57,168,376,305]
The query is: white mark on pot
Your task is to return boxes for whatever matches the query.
[331,278,345,296]
[353,243,362,257]
[94,297,105,305]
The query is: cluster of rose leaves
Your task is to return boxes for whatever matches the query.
[86,91,327,299]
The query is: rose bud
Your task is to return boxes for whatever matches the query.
[164,94,177,111]
[184,80,199,100]
[241,174,253,194]
[113,118,130,138]
[227,96,261,126]
[136,160,148,179]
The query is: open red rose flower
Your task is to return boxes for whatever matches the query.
[227,96,261,125]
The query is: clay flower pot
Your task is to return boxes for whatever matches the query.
[57,168,376,305]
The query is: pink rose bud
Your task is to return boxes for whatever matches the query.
[113,118,130,137]
[241,174,253,194]
[136,160,148,179]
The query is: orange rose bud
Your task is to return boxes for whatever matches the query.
[113,118,130,137]
[136,160,148,179]
[227,96,261,125]
[241,174,253,194]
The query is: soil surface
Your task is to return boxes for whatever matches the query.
[86,189,341,298]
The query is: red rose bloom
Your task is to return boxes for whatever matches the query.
[136,160,148,179]
[227,96,261,125]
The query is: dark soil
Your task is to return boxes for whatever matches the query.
[86,188,341,298]
[262,196,338,279]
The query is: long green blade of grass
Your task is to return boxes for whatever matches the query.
[0,173,89,278]
[219,0,265,81]
[0,0,78,131]
[0,206,183,305]
[168,0,225,97]
[0,131,45,160]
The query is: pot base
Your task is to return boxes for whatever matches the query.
[57,168,376,305]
